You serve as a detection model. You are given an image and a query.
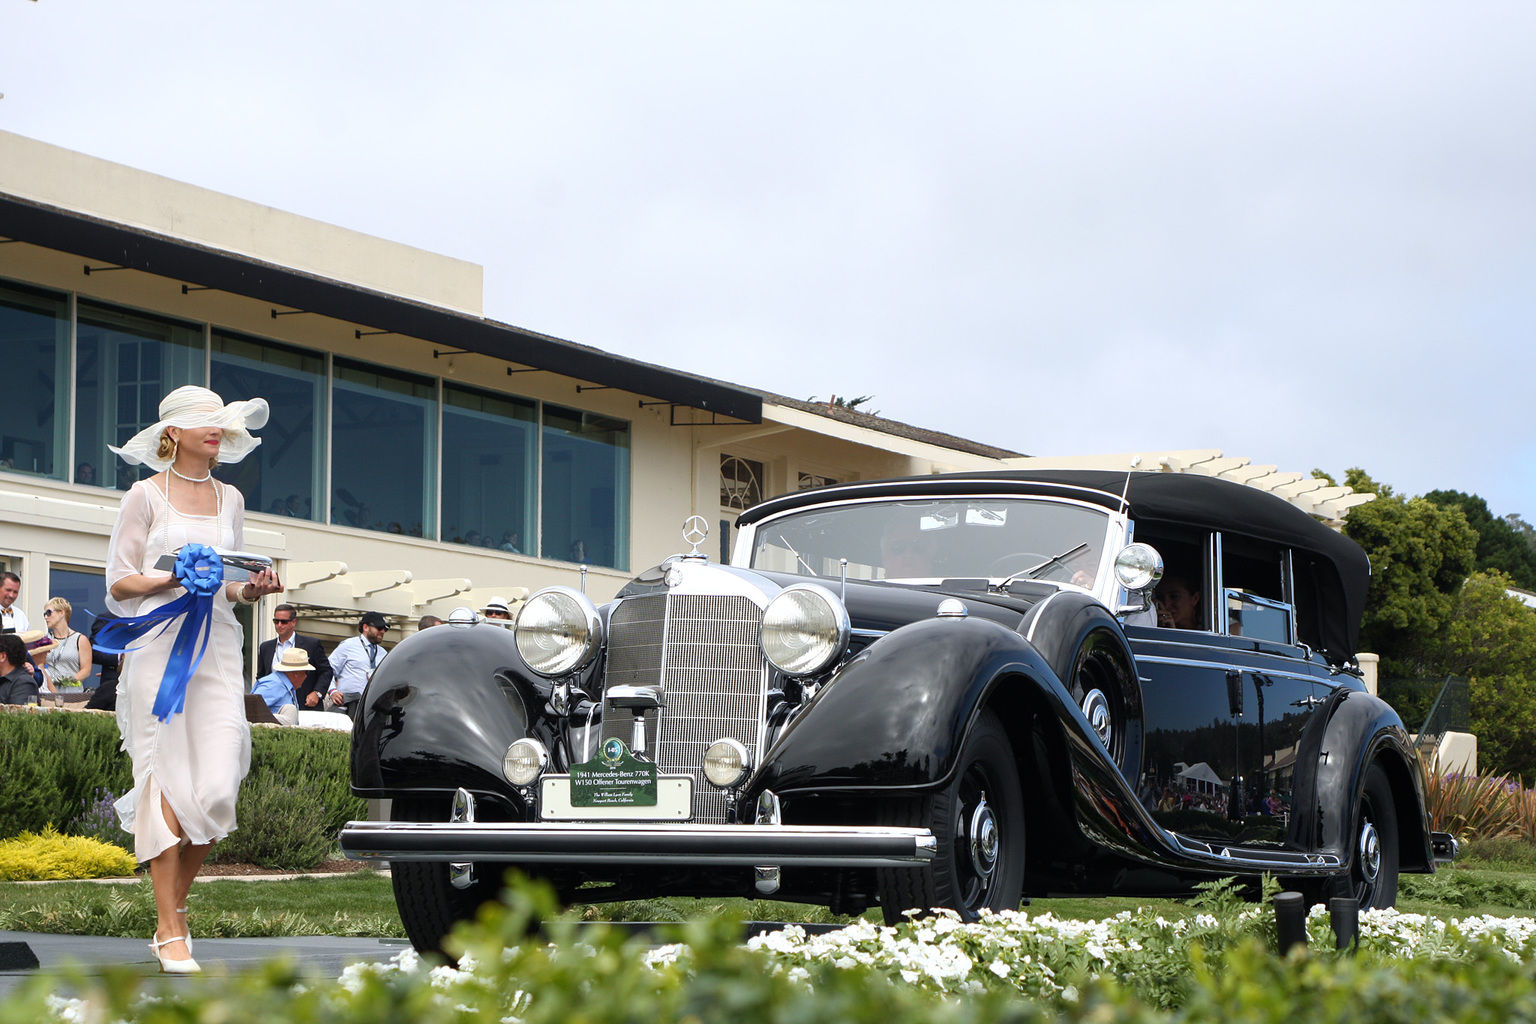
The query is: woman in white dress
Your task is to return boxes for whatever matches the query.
[105,385,282,973]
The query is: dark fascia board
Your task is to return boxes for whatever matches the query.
[0,193,762,424]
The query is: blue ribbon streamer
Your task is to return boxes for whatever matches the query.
[96,545,224,722]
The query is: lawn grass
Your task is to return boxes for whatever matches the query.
[2,845,1533,939]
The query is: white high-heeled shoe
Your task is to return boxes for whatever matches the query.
[150,932,200,974]
[177,906,193,954]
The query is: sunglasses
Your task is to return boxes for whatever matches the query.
[273,617,294,625]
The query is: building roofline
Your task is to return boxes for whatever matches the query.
[0,192,763,424]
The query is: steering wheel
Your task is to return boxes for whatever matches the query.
[984,552,1052,578]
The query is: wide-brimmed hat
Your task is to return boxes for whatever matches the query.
[275,647,316,674]
[16,629,57,660]
[109,385,269,471]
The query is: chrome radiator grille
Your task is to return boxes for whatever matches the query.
[604,593,766,824]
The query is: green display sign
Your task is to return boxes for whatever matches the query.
[569,738,659,807]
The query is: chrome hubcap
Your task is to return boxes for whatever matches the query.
[968,793,998,880]
[1081,688,1113,749]
[1359,821,1381,884]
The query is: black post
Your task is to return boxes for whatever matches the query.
[1329,896,1359,952]
[1273,891,1308,953]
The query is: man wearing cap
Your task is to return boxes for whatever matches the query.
[256,604,333,709]
[251,647,313,726]
[327,612,389,719]
[482,596,513,621]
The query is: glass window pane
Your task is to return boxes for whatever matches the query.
[211,332,327,522]
[0,279,69,481]
[47,566,108,688]
[331,358,436,537]
[75,301,203,492]
[541,404,629,570]
[442,383,536,552]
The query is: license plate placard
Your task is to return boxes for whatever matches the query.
[539,738,692,820]
[539,775,693,820]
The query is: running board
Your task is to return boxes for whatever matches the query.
[1169,833,1343,873]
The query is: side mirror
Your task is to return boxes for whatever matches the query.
[1112,543,1163,617]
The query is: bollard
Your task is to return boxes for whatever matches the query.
[1273,891,1308,953]
[1329,896,1359,952]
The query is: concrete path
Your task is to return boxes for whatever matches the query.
[0,930,410,998]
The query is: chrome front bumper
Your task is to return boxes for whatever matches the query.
[339,820,938,868]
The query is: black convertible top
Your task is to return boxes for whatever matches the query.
[738,469,1371,659]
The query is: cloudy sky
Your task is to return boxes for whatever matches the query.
[3,2,1532,521]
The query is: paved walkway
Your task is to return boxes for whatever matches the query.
[0,930,410,998]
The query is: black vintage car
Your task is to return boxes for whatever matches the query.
[340,469,1454,952]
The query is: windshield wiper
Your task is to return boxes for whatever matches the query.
[995,542,1090,591]
[775,533,820,577]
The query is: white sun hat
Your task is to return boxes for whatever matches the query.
[109,385,270,471]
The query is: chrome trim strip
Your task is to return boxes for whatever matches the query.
[1169,834,1342,871]
[339,820,939,868]
[1025,590,1064,643]
[1134,654,1323,686]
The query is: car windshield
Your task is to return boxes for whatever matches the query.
[749,498,1114,586]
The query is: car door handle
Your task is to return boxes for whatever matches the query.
[1290,695,1325,709]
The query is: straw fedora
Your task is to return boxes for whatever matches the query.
[275,646,316,674]
[17,629,57,661]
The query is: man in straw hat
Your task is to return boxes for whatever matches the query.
[251,646,313,726]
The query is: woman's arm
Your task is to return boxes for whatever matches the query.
[77,632,93,681]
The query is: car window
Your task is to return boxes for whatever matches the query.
[749,498,1113,584]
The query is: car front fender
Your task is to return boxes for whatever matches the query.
[748,615,1076,796]
[350,623,535,805]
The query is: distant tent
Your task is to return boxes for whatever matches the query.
[1175,761,1226,794]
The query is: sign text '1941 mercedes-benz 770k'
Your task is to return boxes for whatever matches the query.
[339,470,1456,954]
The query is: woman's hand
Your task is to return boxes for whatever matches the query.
[234,567,283,603]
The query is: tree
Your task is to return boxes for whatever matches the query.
[1424,490,1536,590]
[1335,469,1477,676]
[1441,571,1536,780]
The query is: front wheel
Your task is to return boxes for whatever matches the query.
[877,708,1026,924]
[389,795,511,957]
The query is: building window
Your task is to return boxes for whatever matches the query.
[48,565,107,687]
[721,455,764,510]
[75,301,203,492]
[798,472,838,490]
[0,279,69,481]
[212,332,327,521]
[541,404,629,570]
[331,358,437,537]
[442,383,536,552]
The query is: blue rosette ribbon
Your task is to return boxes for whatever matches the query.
[95,544,224,721]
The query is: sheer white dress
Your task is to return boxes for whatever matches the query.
[107,477,251,863]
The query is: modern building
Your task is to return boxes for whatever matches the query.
[0,130,1377,677]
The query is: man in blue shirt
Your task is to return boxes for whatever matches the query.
[251,646,314,725]
[327,611,389,719]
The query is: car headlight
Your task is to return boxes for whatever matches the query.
[503,738,549,786]
[1113,543,1164,592]
[515,587,602,677]
[761,583,849,676]
[703,737,752,789]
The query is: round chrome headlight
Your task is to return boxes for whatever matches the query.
[503,738,549,786]
[515,588,602,677]
[760,584,849,677]
[1113,543,1164,592]
[703,738,752,789]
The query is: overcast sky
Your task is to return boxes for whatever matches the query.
[3,2,1532,522]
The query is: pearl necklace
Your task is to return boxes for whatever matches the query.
[170,464,213,483]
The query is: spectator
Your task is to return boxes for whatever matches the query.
[0,571,29,633]
[464,530,482,547]
[328,611,389,719]
[0,632,40,705]
[85,611,122,712]
[481,596,513,621]
[251,647,312,726]
[500,531,522,554]
[256,604,332,710]
[40,597,92,693]
[1154,572,1204,630]
[417,614,443,630]
[76,462,96,485]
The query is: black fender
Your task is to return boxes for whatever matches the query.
[1288,686,1432,872]
[748,615,1085,797]
[1020,591,1144,781]
[350,623,537,808]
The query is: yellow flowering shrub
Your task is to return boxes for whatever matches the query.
[0,825,137,880]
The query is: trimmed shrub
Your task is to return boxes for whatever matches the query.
[212,784,333,870]
[0,825,137,880]
[0,709,133,838]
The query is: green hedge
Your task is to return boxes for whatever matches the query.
[0,708,364,868]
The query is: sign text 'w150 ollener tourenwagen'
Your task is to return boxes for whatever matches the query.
[339,470,1455,953]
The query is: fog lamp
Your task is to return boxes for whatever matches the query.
[503,738,549,786]
[703,737,752,789]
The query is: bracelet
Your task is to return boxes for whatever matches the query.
[234,583,259,605]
